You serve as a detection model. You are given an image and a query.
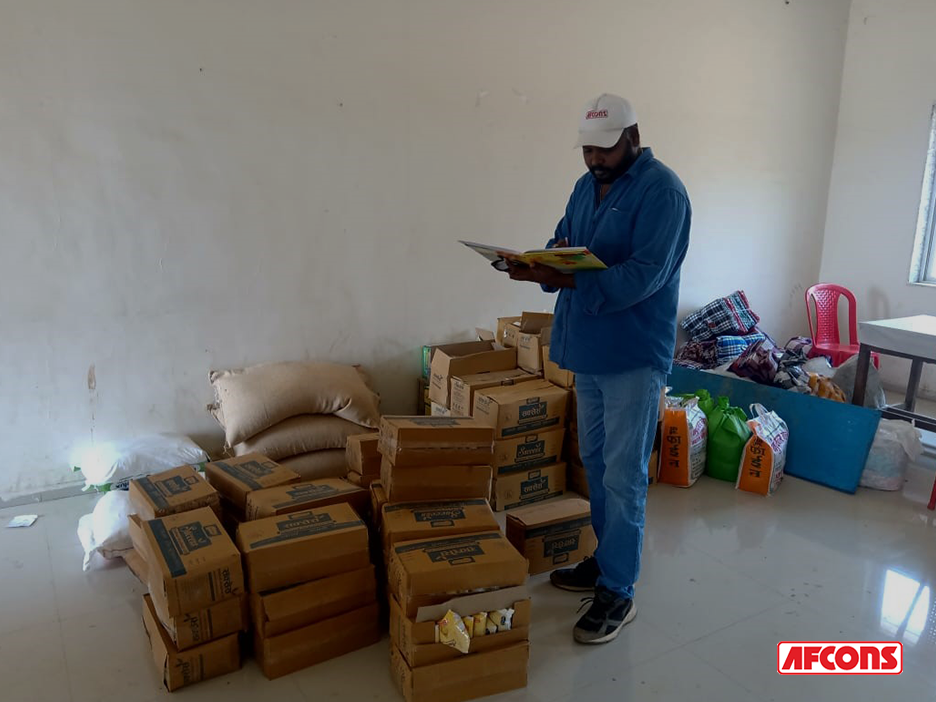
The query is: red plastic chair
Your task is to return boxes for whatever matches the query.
[805,284,879,368]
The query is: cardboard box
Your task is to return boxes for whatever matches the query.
[251,565,377,637]
[506,498,595,575]
[141,507,244,617]
[123,548,148,584]
[473,380,569,439]
[381,459,493,504]
[203,453,301,512]
[517,331,551,375]
[389,586,531,668]
[236,502,370,593]
[129,465,221,521]
[492,462,566,512]
[450,369,538,417]
[379,416,495,467]
[382,499,499,552]
[245,478,369,521]
[254,603,381,680]
[219,498,245,538]
[430,401,452,417]
[567,462,589,497]
[493,429,565,471]
[388,531,528,617]
[141,594,240,692]
[390,641,529,702]
[496,316,522,347]
[151,591,248,651]
[346,432,381,476]
[347,470,379,488]
[428,341,517,407]
[541,345,574,389]
[370,481,388,528]
[127,513,148,558]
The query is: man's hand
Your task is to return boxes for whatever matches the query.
[506,261,575,288]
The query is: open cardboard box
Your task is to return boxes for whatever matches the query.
[388,531,528,618]
[428,341,517,408]
[389,585,530,668]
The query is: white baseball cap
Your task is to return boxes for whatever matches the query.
[575,93,638,148]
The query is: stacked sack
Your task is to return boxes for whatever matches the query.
[209,361,381,479]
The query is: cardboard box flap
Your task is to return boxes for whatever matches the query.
[236,502,366,553]
[475,378,565,403]
[476,328,495,341]
[506,497,591,531]
[414,584,529,623]
[518,312,554,334]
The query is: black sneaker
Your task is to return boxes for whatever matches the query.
[550,555,600,592]
[572,586,637,644]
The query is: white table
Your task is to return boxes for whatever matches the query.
[853,315,936,509]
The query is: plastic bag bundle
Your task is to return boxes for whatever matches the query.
[658,396,707,487]
[73,433,208,492]
[76,490,136,570]
[860,419,923,491]
[706,397,753,482]
[736,404,789,496]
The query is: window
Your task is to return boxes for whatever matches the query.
[910,104,936,284]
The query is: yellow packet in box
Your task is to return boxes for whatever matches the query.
[438,610,470,654]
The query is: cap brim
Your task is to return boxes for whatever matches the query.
[574,128,625,149]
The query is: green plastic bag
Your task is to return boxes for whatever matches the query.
[705,397,752,482]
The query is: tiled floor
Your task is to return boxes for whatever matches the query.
[1,468,934,702]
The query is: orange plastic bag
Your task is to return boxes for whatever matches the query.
[659,397,707,487]
[736,403,789,496]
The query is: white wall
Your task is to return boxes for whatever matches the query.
[821,0,936,394]
[0,0,852,499]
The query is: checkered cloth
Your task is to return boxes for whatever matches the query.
[681,291,760,342]
[674,340,719,370]
[715,331,768,365]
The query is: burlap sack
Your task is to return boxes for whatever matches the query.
[277,449,348,481]
[233,415,366,461]
[210,361,380,446]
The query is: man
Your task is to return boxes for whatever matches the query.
[503,94,690,644]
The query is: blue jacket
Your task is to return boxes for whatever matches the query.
[546,148,691,375]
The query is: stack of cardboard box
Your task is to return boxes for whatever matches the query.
[237,500,380,679]
[128,465,248,691]
[202,453,302,536]
[388,533,531,702]
[376,415,533,701]
[345,432,381,487]
[473,379,571,511]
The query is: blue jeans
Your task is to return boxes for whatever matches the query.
[576,368,666,599]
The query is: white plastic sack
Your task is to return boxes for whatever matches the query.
[77,490,136,570]
[832,355,886,409]
[860,420,923,491]
[73,433,208,491]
